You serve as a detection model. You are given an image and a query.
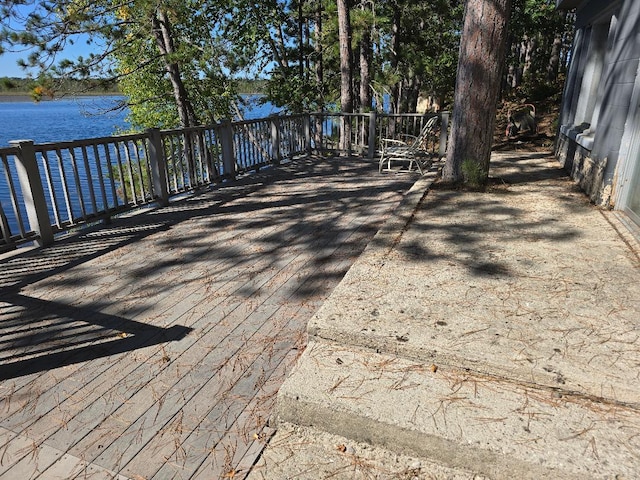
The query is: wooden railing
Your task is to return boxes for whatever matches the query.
[0,111,449,252]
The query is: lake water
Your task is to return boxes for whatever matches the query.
[0,95,281,240]
[0,95,281,147]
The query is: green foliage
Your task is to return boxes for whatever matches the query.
[0,0,572,122]
[505,0,575,98]
[0,0,244,129]
[461,158,488,189]
[111,158,150,205]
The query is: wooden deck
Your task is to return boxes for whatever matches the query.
[0,156,417,480]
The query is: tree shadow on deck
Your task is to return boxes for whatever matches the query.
[0,155,416,378]
[0,293,192,380]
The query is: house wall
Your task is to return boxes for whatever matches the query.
[556,0,640,208]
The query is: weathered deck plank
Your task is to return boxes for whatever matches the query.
[0,156,417,479]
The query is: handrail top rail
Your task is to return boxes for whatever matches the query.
[0,145,20,155]
[28,132,150,152]
[3,111,450,153]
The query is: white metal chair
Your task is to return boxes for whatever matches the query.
[378,116,439,175]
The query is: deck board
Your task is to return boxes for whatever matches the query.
[0,156,417,479]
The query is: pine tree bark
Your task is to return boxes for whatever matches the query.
[547,32,562,82]
[390,3,401,115]
[443,0,512,185]
[337,0,353,153]
[314,0,324,144]
[359,25,372,112]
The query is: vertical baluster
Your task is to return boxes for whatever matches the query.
[133,139,147,201]
[163,135,174,193]
[140,137,154,200]
[196,129,206,184]
[1,154,27,238]
[68,147,87,220]
[240,127,247,170]
[122,140,138,204]
[80,144,98,215]
[205,128,217,180]
[113,141,129,206]
[53,148,73,225]
[103,142,119,208]
[233,128,241,171]
[92,143,109,214]
[175,134,187,190]
[251,123,258,167]
[38,150,63,229]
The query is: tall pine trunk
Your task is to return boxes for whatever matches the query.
[390,4,401,115]
[314,0,324,145]
[337,0,353,153]
[443,0,512,186]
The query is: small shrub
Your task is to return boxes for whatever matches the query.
[461,158,487,189]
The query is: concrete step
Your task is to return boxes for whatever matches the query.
[271,341,640,480]
[305,177,640,408]
[247,422,486,480]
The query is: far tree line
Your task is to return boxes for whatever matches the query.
[0,0,575,186]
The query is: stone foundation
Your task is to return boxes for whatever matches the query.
[555,133,610,207]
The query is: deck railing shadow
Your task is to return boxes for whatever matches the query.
[0,292,192,380]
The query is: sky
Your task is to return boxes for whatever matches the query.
[0,2,97,78]
[1,41,96,78]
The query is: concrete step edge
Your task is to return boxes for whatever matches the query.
[273,341,639,480]
[247,422,488,480]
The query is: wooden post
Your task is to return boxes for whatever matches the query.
[220,120,236,180]
[10,140,54,247]
[367,111,377,159]
[439,112,450,157]
[146,128,169,207]
[270,116,282,165]
[303,114,312,155]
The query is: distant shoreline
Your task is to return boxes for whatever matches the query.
[0,94,32,102]
[0,93,123,102]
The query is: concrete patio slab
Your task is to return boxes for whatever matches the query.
[264,151,640,479]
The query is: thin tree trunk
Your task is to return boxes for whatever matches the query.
[298,0,305,80]
[547,32,562,82]
[151,7,198,186]
[359,6,372,112]
[390,3,401,115]
[337,0,353,153]
[314,0,324,145]
[151,8,197,128]
[443,0,512,186]
[358,35,372,146]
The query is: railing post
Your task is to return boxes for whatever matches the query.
[439,112,450,157]
[270,115,281,165]
[367,111,377,159]
[220,119,236,180]
[303,114,312,155]
[146,128,169,207]
[10,140,54,247]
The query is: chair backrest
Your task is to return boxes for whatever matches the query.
[416,115,439,140]
[412,115,439,149]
